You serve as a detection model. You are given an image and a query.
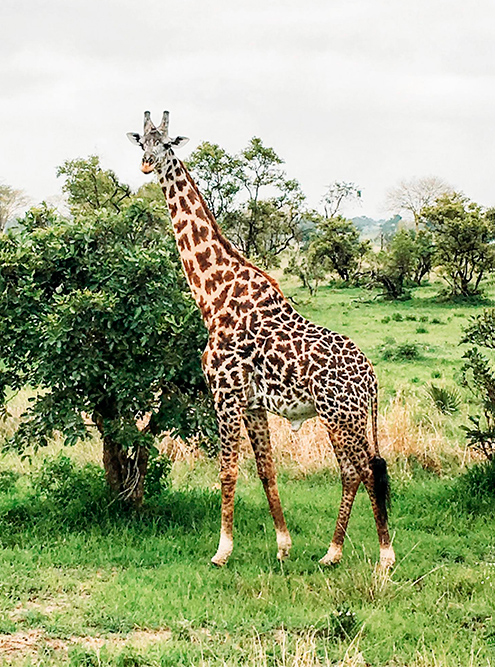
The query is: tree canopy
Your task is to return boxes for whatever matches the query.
[421,192,495,297]
[0,160,217,505]
[187,138,306,267]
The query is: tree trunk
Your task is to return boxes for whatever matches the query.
[93,409,149,507]
[102,437,149,506]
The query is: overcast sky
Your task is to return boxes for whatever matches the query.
[1,0,495,219]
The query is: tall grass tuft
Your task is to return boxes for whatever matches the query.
[426,383,461,414]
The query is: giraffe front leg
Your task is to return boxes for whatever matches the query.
[211,401,241,567]
[243,408,292,562]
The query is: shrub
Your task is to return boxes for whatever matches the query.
[144,454,172,499]
[461,309,495,459]
[32,454,108,510]
[379,338,422,361]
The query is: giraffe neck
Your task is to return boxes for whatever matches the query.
[156,151,284,329]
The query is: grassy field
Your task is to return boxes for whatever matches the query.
[1,279,495,666]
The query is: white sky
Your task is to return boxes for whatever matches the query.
[1,0,495,219]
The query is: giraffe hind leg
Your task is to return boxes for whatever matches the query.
[321,427,395,569]
[320,434,361,565]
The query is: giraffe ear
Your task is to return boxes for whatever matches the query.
[171,136,189,148]
[127,132,143,147]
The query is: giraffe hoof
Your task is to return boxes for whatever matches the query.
[276,534,292,561]
[277,546,291,561]
[319,544,342,566]
[211,553,229,567]
[379,546,396,571]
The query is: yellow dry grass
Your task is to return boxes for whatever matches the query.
[154,392,469,480]
[1,389,469,477]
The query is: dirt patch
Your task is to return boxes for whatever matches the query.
[0,628,172,662]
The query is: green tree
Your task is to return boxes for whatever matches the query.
[422,193,495,297]
[412,228,435,285]
[284,246,327,296]
[370,228,418,299]
[187,138,306,267]
[185,141,242,220]
[57,155,132,216]
[309,215,369,283]
[0,202,216,506]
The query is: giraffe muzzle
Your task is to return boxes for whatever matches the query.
[141,161,155,174]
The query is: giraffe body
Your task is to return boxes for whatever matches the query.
[127,112,395,570]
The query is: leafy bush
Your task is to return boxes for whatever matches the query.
[461,309,495,459]
[32,454,104,503]
[379,338,422,361]
[144,454,172,499]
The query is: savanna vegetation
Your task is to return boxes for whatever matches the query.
[2,147,495,666]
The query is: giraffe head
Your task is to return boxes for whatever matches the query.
[127,111,189,174]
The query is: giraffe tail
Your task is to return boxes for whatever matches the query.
[371,456,390,523]
[370,380,391,522]
[371,379,379,456]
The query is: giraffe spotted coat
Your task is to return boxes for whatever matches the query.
[127,111,395,570]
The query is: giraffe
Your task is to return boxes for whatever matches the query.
[127,111,395,570]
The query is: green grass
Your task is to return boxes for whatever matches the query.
[1,455,495,666]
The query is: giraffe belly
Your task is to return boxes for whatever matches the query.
[246,371,317,431]
[265,396,317,432]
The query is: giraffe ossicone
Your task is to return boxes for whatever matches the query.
[127,111,395,570]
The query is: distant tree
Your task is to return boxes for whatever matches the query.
[309,214,369,283]
[57,155,132,216]
[421,193,495,297]
[284,247,327,297]
[185,141,242,220]
[378,214,402,249]
[386,176,452,232]
[0,183,28,232]
[0,202,216,506]
[371,229,417,299]
[412,228,436,285]
[187,137,306,267]
[321,181,361,218]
